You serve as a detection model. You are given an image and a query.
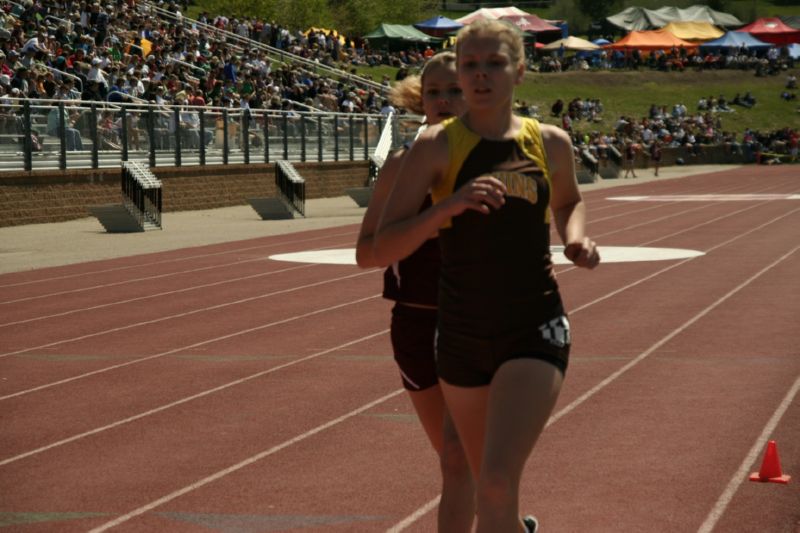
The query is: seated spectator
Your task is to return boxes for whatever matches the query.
[551,98,564,117]
[47,104,84,151]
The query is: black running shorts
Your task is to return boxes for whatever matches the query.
[390,303,439,391]
[436,314,570,387]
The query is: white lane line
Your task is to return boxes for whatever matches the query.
[385,222,799,531]
[0,328,389,467]
[587,179,764,222]
[0,292,380,400]
[0,263,317,328]
[0,269,377,360]
[550,246,798,426]
[386,496,441,533]
[609,193,800,202]
[0,288,382,405]
[0,230,357,289]
[0,239,356,306]
[86,388,405,533]
[697,375,800,533]
[567,207,800,312]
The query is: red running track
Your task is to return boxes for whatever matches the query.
[1,166,798,532]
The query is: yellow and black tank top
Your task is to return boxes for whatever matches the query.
[431,116,562,333]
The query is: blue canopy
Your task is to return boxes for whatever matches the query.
[788,43,800,59]
[413,15,464,31]
[699,31,773,52]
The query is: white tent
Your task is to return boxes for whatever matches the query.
[456,6,529,25]
[542,36,600,51]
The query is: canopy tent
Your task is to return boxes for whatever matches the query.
[498,14,561,35]
[413,15,463,38]
[363,24,443,51]
[576,39,611,58]
[455,6,528,25]
[699,31,773,53]
[735,18,800,46]
[606,29,698,51]
[607,5,742,32]
[662,21,723,41]
[542,36,599,52]
[781,16,800,30]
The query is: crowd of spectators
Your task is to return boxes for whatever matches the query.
[531,41,796,75]
[0,0,390,114]
[569,97,798,171]
[0,0,796,162]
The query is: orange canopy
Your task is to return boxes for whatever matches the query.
[607,29,698,51]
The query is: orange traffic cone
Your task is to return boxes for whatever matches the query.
[749,440,791,484]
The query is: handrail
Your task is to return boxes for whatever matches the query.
[106,90,148,104]
[137,0,386,94]
[44,65,83,93]
[166,56,207,74]
[2,0,25,14]
[45,14,71,28]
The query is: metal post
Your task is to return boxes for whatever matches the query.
[120,108,128,162]
[243,110,250,164]
[334,115,339,162]
[173,107,181,166]
[317,115,323,162]
[57,102,67,170]
[23,101,32,171]
[147,108,156,168]
[222,109,229,165]
[282,113,288,160]
[264,113,270,163]
[348,115,354,161]
[199,109,206,166]
[363,115,369,160]
[90,104,99,169]
[300,115,306,162]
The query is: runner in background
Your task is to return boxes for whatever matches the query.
[355,51,475,531]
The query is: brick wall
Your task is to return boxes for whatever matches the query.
[0,161,369,227]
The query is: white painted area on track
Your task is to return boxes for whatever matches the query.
[608,193,800,202]
[269,246,705,266]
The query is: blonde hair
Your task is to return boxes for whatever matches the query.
[455,19,524,67]
[389,51,457,115]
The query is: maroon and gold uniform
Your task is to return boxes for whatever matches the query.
[383,194,441,391]
[431,117,570,387]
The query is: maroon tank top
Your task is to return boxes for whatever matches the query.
[382,195,440,306]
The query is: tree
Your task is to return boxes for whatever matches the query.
[274,0,333,30]
[575,0,617,23]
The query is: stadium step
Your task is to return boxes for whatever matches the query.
[345,186,373,207]
[88,203,160,233]
[246,197,296,220]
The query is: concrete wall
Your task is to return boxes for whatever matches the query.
[0,160,370,227]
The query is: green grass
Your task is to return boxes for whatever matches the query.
[516,68,800,135]
[353,65,800,135]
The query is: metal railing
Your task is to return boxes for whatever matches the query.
[121,160,162,228]
[275,160,306,216]
[0,99,422,172]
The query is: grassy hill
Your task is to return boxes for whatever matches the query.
[356,65,800,136]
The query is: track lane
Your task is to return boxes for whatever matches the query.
[3,167,796,531]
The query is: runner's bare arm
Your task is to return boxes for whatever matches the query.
[542,124,600,269]
[374,125,506,265]
[355,148,406,268]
